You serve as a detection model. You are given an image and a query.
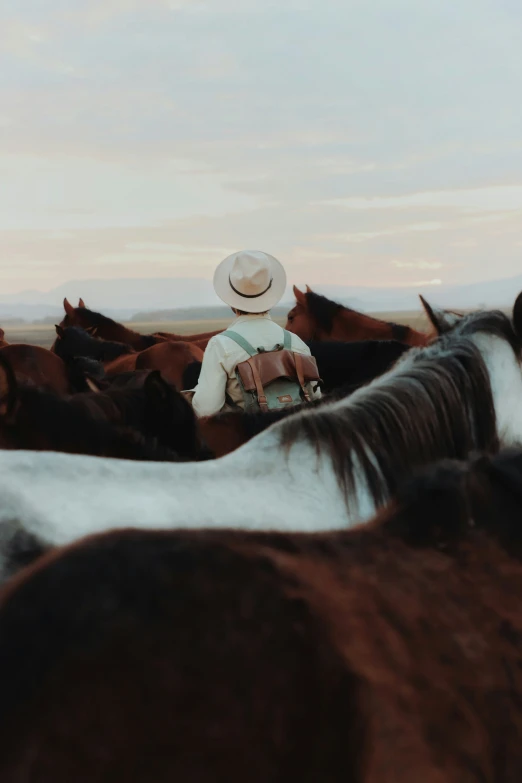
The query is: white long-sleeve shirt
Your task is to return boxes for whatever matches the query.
[192,313,321,417]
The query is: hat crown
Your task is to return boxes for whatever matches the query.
[213,249,286,312]
[229,251,272,297]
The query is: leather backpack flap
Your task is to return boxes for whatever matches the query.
[235,350,321,392]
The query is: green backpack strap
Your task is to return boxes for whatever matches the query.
[282,329,292,350]
[222,330,258,357]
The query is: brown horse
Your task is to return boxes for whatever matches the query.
[2,449,522,781]
[286,286,428,346]
[0,329,8,349]
[154,329,222,350]
[60,299,165,351]
[104,340,204,391]
[0,344,71,395]
[63,299,221,351]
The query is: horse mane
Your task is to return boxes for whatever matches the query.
[74,310,159,346]
[305,291,412,338]
[304,292,343,333]
[75,307,135,333]
[280,310,518,508]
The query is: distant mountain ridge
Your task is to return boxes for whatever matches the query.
[0,274,521,323]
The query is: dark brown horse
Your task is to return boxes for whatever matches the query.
[286,286,428,346]
[0,355,177,461]
[69,371,210,459]
[2,449,522,781]
[0,344,71,395]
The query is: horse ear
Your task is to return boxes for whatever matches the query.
[63,298,75,319]
[513,292,522,338]
[0,355,18,420]
[305,285,312,293]
[293,285,307,307]
[419,295,460,335]
[78,298,86,309]
[55,325,65,338]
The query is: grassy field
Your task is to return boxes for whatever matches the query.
[2,311,430,349]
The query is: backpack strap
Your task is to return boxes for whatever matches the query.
[247,359,269,412]
[221,330,258,357]
[282,329,292,350]
[294,352,311,403]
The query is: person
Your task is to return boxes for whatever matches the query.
[191,250,321,418]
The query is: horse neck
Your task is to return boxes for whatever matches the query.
[403,327,429,347]
[329,309,399,341]
[95,320,144,350]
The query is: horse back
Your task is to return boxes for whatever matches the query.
[0,344,70,395]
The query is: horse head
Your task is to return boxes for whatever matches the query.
[143,371,208,460]
[285,285,318,340]
[419,295,464,336]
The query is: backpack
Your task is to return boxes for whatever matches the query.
[222,329,321,412]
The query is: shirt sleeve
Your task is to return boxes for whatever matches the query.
[192,339,229,418]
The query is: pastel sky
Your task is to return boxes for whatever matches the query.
[2,0,522,296]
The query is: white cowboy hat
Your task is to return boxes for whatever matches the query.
[213,250,287,313]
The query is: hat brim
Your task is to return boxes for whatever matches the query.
[213,252,287,312]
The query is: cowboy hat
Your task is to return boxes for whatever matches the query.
[213,250,287,313]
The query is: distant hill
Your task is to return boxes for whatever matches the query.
[0,273,521,323]
[130,304,291,323]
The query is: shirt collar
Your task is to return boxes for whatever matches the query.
[231,313,273,326]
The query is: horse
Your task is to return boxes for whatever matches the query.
[0,293,521,571]
[65,356,109,393]
[61,299,220,351]
[154,329,223,351]
[286,286,429,346]
[2,449,522,781]
[53,323,202,392]
[53,325,135,363]
[198,399,326,458]
[69,371,210,460]
[104,341,204,391]
[60,299,163,351]
[0,329,8,349]
[0,355,178,464]
[306,338,409,393]
[0,344,71,395]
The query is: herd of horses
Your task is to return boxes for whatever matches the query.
[2,284,522,780]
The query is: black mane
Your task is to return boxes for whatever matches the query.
[304,292,343,333]
[280,310,518,508]
[305,291,410,335]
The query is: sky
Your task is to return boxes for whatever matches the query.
[2,0,522,298]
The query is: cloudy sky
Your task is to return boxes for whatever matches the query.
[2,0,522,298]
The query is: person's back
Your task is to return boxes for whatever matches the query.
[192,251,321,418]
